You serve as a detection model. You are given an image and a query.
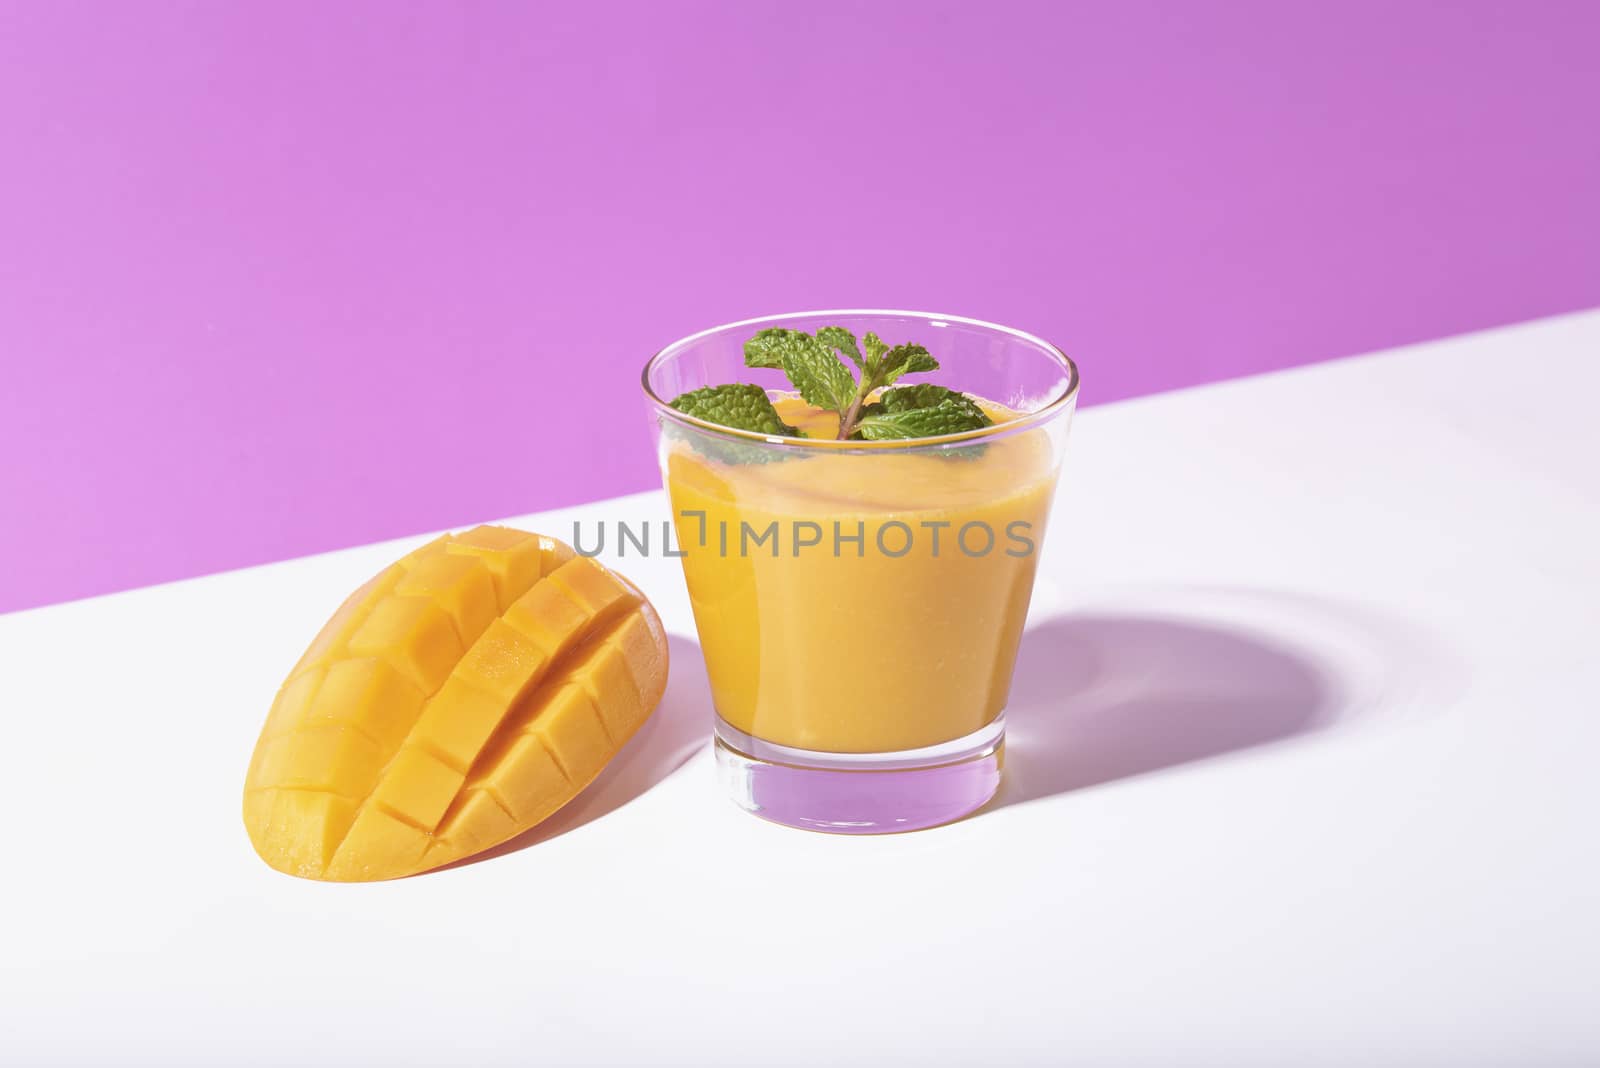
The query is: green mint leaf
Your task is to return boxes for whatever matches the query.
[670,383,798,436]
[881,384,992,425]
[780,334,858,413]
[743,327,809,370]
[862,332,888,377]
[815,326,863,369]
[879,343,939,386]
[855,398,991,440]
[878,383,952,412]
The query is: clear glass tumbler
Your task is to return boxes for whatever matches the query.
[642,310,1078,832]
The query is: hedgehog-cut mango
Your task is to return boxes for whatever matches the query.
[243,526,669,881]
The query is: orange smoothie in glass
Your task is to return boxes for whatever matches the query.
[644,310,1078,833]
[666,394,1057,754]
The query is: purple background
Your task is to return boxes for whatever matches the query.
[3,1,1598,614]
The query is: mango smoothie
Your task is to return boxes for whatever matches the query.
[666,394,1057,754]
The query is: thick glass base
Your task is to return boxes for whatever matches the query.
[714,715,1005,834]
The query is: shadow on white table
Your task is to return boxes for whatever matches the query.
[1000,608,1342,806]
[446,589,1384,869]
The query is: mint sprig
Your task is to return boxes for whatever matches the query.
[816,327,982,439]
[674,324,992,442]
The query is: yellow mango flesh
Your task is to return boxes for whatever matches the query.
[244,525,669,881]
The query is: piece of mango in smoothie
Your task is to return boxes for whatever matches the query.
[243,525,669,881]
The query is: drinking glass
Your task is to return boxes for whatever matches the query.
[643,311,1078,832]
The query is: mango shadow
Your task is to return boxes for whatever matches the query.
[996,614,1340,807]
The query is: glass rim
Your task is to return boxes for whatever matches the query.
[640,308,1081,451]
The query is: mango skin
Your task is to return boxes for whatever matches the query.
[243,526,669,881]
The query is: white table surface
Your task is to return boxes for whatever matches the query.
[3,311,1598,1066]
